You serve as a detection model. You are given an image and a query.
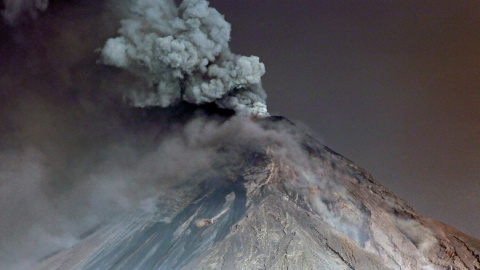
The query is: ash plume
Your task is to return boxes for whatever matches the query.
[1,0,48,25]
[100,0,268,116]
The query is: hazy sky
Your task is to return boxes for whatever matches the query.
[209,0,480,238]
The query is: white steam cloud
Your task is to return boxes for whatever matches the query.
[100,0,268,116]
[1,0,48,25]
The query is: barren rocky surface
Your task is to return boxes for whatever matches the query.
[36,117,480,270]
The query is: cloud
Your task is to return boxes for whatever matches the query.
[100,0,268,115]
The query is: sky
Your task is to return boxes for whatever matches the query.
[208,0,480,238]
[0,0,478,241]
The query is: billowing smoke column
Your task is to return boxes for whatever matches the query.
[1,0,48,25]
[100,0,269,116]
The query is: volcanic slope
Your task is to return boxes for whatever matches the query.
[36,116,480,270]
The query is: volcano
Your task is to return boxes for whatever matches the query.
[35,116,480,270]
[2,1,479,269]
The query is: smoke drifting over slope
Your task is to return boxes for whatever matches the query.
[0,0,267,268]
[0,2,127,268]
[100,0,268,115]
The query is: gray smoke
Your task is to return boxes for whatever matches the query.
[100,0,268,116]
[0,1,126,268]
[1,0,48,25]
[0,1,268,267]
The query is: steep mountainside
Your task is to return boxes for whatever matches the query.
[36,117,480,270]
